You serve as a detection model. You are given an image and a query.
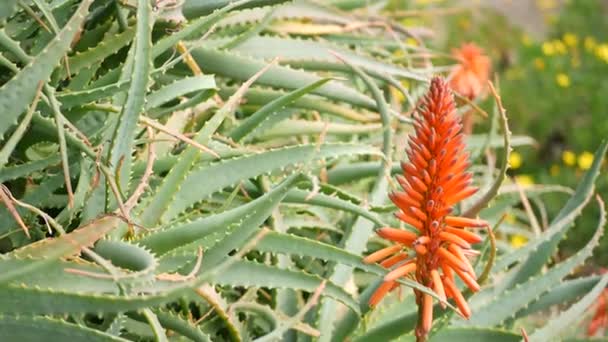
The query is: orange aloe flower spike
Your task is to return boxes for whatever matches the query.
[364,77,484,342]
[448,43,491,101]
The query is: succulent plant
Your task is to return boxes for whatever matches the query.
[0,1,605,341]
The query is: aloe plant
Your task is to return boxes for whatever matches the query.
[0,1,605,341]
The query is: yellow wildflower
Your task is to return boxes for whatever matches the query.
[553,40,567,54]
[595,44,608,63]
[584,36,597,52]
[509,151,523,169]
[556,73,570,88]
[542,42,555,56]
[550,164,560,176]
[562,150,576,166]
[578,151,594,170]
[515,175,534,188]
[563,33,578,47]
[405,37,418,47]
[534,58,545,70]
[521,34,532,47]
[391,80,410,104]
[510,234,528,249]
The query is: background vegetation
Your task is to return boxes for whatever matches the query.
[0,0,606,341]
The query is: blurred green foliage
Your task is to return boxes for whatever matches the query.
[435,0,608,264]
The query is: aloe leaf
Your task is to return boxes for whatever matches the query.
[258,119,381,139]
[212,36,426,81]
[108,0,153,195]
[0,283,186,314]
[216,1,350,27]
[256,231,383,274]
[0,0,93,139]
[214,259,359,313]
[0,1,18,23]
[145,75,216,109]
[163,143,380,222]
[218,86,376,122]
[325,276,380,341]
[138,60,272,227]
[59,25,136,80]
[0,315,129,341]
[190,47,377,109]
[4,258,120,292]
[93,239,158,283]
[463,87,511,217]
[498,140,607,287]
[153,0,262,57]
[352,309,418,341]
[56,80,130,108]
[316,53,393,340]
[10,215,119,259]
[516,275,601,319]
[200,173,304,268]
[530,273,608,340]
[128,310,211,342]
[141,308,169,342]
[182,0,290,18]
[430,328,521,341]
[54,157,92,224]
[326,161,402,185]
[0,216,120,284]
[283,188,385,226]
[221,6,275,49]
[0,170,70,238]
[137,173,302,255]
[229,78,331,142]
[256,231,449,303]
[461,195,606,327]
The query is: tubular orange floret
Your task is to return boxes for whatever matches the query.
[390,192,419,209]
[445,227,483,243]
[369,281,396,308]
[448,243,476,276]
[445,216,489,228]
[443,277,472,318]
[453,266,481,292]
[363,244,403,264]
[380,253,409,267]
[437,246,468,271]
[395,211,424,230]
[439,231,471,249]
[384,262,417,282]
[421,293,433,334]
[377,227,418,244]
[430,269,447,308]
[366,77,484,341]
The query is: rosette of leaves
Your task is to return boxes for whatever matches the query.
[0,0,603,341]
